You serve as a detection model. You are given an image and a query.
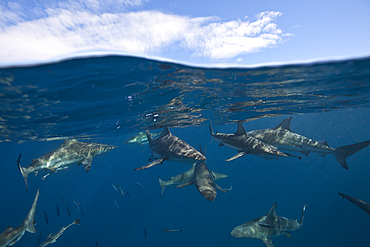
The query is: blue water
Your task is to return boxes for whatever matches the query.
[0,55,370,247]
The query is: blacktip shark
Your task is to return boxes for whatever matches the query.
[338,193,370,215]
[209,123,301,161]
[176,145,227,201]
[0,189,39,247]
[123,129,164,145]
[159,163,228,195]
[231,202,307,247]
[134,128,206,171]
[39,218,80,247]
[18,139,117,190]
[247,117,370,169]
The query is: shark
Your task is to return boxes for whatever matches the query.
[123,129,164,146]
[39,218,80,247]
[176,145,227,201]
[0,189,39,247]
[209,123,301,161]
[134,128,206,171]
[338,193,370,215]
[231,202,307,247]
[18,139,117,190]
[246,117,370,169]
[159,163,228,195]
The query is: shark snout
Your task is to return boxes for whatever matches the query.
[201,189,216,201]
[231,226,252,238]
[231,227,241,237]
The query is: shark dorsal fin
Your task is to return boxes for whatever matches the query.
[163,128,171,135]
[145,130,153,143]
[62,139,78,146]
[274,117,292,131]
[234,123,246,135]
[266,202,277,218]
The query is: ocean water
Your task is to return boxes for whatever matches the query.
[0,55,370,247]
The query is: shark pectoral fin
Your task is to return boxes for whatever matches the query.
[261,238,274,247]
[215,184,227,193]
[134,157,165,171]
[81,156,93,172]
[285,152,302,160]
[226,151,247,161]
[285,233,292,239]
[175,179,194,188]
[300,151,310,156]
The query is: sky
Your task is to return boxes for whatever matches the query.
[0,0,370,67]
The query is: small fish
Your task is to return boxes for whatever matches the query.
[95,238,99,247]
[38,231,43,247]
[56,204,60,218]
[114,200,120,212]
[133,180,144,188]
[60,194,67,205]
[125,190,131,199]
[109,182,119,193]
[117,185,125,198]
[142,223,147,240]
[108,210,118,223]
[162,228,183,232]
[72,199,80,211]
[43,210,49,224]
[67,205,71,217]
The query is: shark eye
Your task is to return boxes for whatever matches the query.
[210,172,216,179]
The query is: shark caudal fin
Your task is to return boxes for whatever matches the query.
[300,202,308,226]
[334,140,370,169]
[159,177,168,195]
[24,189,40,233]
[17,154,30,192]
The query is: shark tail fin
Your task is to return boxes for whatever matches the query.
[334,140,370,169]
[159,177,167,195]
[17,154,29,192]
[25,189,40,233]
[300,202,308,226]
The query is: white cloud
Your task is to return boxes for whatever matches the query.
[0,5,289,64]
